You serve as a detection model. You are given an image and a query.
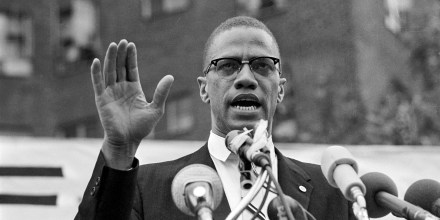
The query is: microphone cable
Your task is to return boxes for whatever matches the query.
[265,165,295,220]
[226,165,296,220]
[305,211,317,220]
[250,177,272,220]
[226,170,269,220]
[265,163,317,220]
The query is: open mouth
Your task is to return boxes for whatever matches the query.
[230,94,261,111]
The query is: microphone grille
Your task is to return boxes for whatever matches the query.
[360,172,398,218]
[225,130,242,153]
[404,179,440,214]
[171,164,224,216]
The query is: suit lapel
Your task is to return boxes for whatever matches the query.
[186,143,216,168]
[186,144,230,220]
[276,148,313,210]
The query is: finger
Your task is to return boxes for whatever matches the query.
[116,39,128,82]
[103,42,118,86]
[152,75,174,109]
[126,42,139,82]
[91,58,104,96]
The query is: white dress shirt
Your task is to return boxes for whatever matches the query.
[208,131,278,220]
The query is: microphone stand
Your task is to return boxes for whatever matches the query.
[225,170,269,220]
[265,166,296,220]
[225,166,297,220]
[225,120,296,220]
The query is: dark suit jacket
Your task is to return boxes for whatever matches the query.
[75,144,354,220]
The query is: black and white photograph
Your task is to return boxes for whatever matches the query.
[0,0,439,219]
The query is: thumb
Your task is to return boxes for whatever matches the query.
[152,75,174,109]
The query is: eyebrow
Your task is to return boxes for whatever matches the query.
[215,56,276,61]
[210,56,263,62]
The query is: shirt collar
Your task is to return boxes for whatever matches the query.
[208,131,275,162]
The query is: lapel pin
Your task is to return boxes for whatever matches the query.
[299,185,307,193]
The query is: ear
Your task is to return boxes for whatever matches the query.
[277,78,287,103]
[197,76,210,104]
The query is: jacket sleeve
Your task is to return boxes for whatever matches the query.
[74,151,140,220]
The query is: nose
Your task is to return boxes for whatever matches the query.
[234,64,258,90]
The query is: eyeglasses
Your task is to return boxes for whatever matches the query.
[204,56,281,78]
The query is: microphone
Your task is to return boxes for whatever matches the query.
[360,172,397,218]
[225,120,270,167]
[361,172,439,220]
[405,179,440,217]
[320,146,367,204]
[171,164,224,220]
[267,196,308,220]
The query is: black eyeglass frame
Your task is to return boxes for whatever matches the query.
[203,56,282,76]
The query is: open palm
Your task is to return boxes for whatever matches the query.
[91,40,173,166]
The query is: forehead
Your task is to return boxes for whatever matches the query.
[206,27,279,62]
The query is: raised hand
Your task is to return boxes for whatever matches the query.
[91,39,174,169]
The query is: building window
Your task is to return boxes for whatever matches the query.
[140,0,191,19]
[166,95,194,135]
[235,0,287,18]
[59,0,98,63]
[0,11,33,77]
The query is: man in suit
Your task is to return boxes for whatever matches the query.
[75,16,354,220]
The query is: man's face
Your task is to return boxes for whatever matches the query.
[198,27,286,137]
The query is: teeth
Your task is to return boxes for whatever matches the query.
[234,106,257,111]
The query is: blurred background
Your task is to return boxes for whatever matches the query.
[1,0,440,145]
[0,0,439,219]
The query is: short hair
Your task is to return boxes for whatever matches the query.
[203,16,279,67]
